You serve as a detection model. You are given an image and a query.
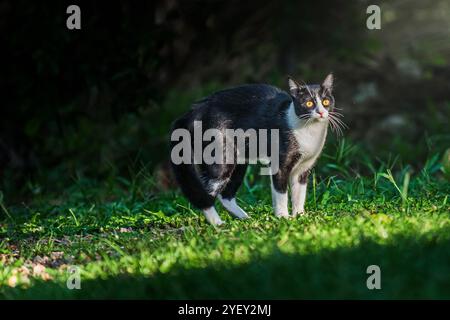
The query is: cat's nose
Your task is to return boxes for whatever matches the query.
[318,111,324,117]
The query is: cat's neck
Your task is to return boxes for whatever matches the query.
[286,102,328,167]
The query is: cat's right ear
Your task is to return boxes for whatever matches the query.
[288,76,301,96]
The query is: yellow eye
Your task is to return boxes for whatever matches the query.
[305,101,314,108]
[322,99,330,106]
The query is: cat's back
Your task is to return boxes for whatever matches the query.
[193,84,291,112]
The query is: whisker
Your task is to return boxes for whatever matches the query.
[329,113,347,126]
[329,109,343,115]
[332,119,342,137]
[298,117,310,123]
[331,116,348,129]
[328,118,335,132]
[328,115,345,137]
[328,118,341,137]
[329,111,344,118]
[305,117,314,127]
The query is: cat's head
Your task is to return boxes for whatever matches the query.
[288,73,335,122]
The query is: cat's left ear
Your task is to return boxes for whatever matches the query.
[322,73,334,92]
[288,76,302,96]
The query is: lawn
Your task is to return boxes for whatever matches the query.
[0,141,449,299]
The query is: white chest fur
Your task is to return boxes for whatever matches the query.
[287,103,328,177]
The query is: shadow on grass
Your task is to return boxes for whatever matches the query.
[2,236,450,299]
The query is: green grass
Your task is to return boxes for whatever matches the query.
[0,142,449,299]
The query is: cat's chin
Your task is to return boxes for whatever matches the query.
[314,117,328,122]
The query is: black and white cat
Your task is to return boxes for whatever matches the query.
[170,74,341,225]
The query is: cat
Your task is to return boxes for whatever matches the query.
[170,74,342,225]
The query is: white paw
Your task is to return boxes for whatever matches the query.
[233,211,249,220]
[205,215,224,226]
[212,219,225,226]
[203,207,224,226]
[275,212,290,219]
[218,196,250,220]
[291,210,305,217]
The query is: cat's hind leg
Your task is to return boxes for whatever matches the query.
[199,163,243,225]
[218,196,249,219]
[219,164,249,219]
[171,162,224,225]
[202,206,224,226]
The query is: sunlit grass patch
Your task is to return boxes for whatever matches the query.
[0,146,449,299]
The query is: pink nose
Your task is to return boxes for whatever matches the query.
[319,111,324,117]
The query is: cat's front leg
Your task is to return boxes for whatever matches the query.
[271,172,289,218]
[290,171,309,216]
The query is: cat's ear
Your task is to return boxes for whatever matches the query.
[322,73,334,92]
[288,76,302,96]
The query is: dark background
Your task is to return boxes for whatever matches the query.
[1,0,449,202]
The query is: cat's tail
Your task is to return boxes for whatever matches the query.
[169,113,215,209]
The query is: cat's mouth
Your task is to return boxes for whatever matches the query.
[311,113,328,122]
[299,114,328,122]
